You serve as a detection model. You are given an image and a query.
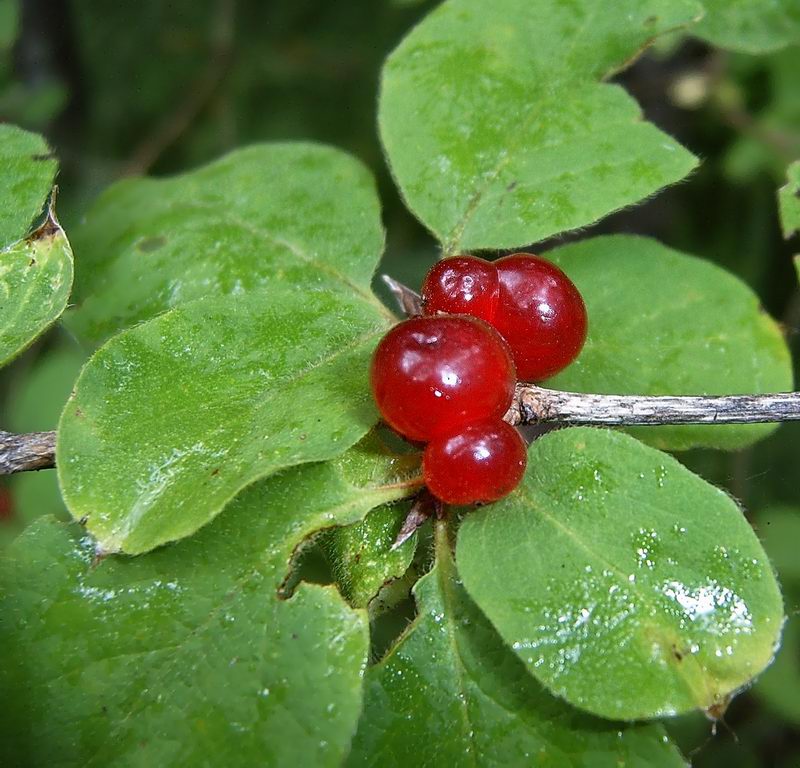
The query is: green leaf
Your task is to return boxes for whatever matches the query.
[457,428,783,720]
[0,125,72,366]
[0,438,420,767]
[779,160,800,239]
[0,207,73,367]
[67,142,387,346]
[347,520,686,766]
[546,235,793,451]
[0,124,56,247]
[319,500,419,608]
[379,0,699,252]
[693,0,800,54]
[57,285,392,554]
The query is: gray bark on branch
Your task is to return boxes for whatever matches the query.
[504,386,800,427]
[1,389,800,477]
[0,430,56,474]
[2,274,799,477]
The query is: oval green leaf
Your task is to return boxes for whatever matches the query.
[694,0,800,53]
[57,285,392,554]
[457,428,783,720]
[0,439,419,767]
[546,235,793,451]
[348,520,686,766]
[67,142,387,346]
[0,207,73,366]
[0,125,72,366]
[379,0,699,252]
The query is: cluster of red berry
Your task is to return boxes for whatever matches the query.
[371,254,587,505]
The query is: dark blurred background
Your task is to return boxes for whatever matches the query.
[0,1,798,765]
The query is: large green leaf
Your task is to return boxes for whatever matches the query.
[57,284,392,554]
[694,0,800,53]
[348,520,686,766]
[457,428,783,720]
[0,439,419,767]
[546,235,792,451]
[379,0,699,252]
[0,126,72,366]
[779,160,800,238]
[68,143,388,346]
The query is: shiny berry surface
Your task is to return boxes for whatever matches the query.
[370,316,516,442]
[494,253,587,381]
[421,256,499,320]
[423,419,527,504]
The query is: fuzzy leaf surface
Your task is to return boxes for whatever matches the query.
[379,0,699,252]
[319,500,419,608]
[0,440,420,767]
[348,521,687,766]
[457,428,783,720]
[0,126,72,365]
[0,124,56,246]
[57,286,391,554]
[67,143,388,346]
[694,0,800,53]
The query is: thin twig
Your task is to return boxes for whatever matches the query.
[2,388,799,477]
[505,386,800,427]
[4,276,799,477]
[381,275,423,317]
[0,431,56,474]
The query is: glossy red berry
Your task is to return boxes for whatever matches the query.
[370,315,516,442]
[423,419,527,504]
[421,256,499,320]
[493,253,587,381]
[422,253,587,381]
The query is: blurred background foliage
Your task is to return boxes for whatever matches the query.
[0,0,797,765]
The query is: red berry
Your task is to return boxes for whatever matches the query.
[421,256,499,320]
[423,419,527,504]
[493,253,587,381]
[421,253,587,382]
[370,315,516,442]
